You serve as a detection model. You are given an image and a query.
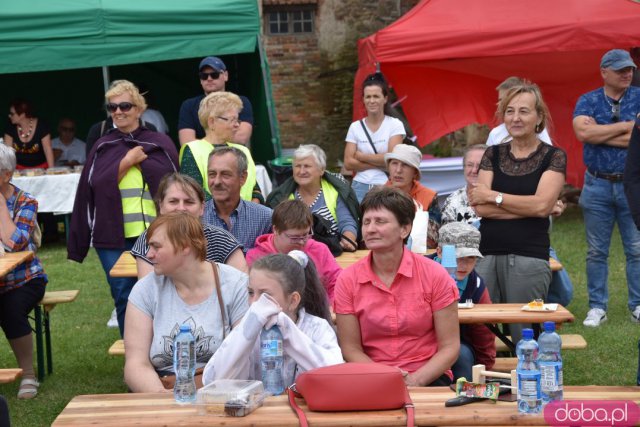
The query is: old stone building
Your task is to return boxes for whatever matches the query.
[260,0,420,165]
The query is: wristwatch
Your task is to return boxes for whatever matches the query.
[495,192,503,207]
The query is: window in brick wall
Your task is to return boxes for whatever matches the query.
[266,8,314,35]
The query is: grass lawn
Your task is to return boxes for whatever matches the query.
[0,205,639,426]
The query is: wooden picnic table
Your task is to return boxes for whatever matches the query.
[110,251,136,278]
[111,249,563,278]
[336,249,563,271]
[0,251,34,277]
[52,386,640,426]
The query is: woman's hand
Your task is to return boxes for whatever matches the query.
[340,231,358,252]
[125,146,148,166]
[468,183,493,206]
[403,371,424,387]
[551,200,565,217]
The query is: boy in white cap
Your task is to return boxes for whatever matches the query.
[430,221,495,381]
[384,144,441,249]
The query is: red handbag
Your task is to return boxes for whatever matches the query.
[287,363,414,427]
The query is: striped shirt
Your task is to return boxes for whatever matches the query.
[0,186,47,294]
[202,199,272,253]
[131,223,242,265]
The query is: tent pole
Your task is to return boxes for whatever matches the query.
[257,36,281,159]
[101,66,111,117]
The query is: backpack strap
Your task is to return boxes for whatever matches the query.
[359,119,378,154]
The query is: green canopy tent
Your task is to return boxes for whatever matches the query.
[0,0,281,164]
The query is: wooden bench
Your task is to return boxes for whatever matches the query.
[109,340,125,356]
[493,357,518,372]
[33,290,80,381]
[495,334,586,353]
[0,369,22,384]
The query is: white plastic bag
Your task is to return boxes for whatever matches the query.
[409,202,429,253]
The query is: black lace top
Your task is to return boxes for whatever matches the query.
[478,142,567,260]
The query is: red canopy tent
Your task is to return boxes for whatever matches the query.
[354,0,640,186]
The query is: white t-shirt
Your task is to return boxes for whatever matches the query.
[345,115,406,185]
[486,123,552,146]
[51,137,86,166]
[127,263,249,372]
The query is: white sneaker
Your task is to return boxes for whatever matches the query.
[632,306,640,323]
[583,308,607,327]
[107,309,118,328]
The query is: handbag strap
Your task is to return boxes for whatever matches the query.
[359,119,378,154]
[212,262,227,339]
[287,388,309,427]
[287,385,414,427]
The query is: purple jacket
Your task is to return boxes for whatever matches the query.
[67,127,178,262]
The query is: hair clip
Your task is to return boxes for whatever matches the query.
[288,250,309,268]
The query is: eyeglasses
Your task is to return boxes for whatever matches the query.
[464,162,481,170]
[199,71,222,80]
[282,230,313,243]
[216,116,241,125]
[106,102,135,113]
[611,101,621,123]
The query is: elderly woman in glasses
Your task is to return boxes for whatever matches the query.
[179,91,262,203]
[266,144,360,252]
[0,144,48,399]
[68,79,179,338]
[247,199,342,302]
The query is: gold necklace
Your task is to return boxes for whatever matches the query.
[17,119,34,140]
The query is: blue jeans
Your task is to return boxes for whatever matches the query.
[96,238,137,337]
[547,247,573,307]
[579,171,640,312]
[351,181,377,204]
[451,342,475,382]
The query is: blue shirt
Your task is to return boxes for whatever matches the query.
[573,86,640,173]
[202,199,272,254]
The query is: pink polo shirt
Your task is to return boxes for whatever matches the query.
[334,248,459,374]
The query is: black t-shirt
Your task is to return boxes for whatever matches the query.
[6,119,50,167]
[479,143,567,260]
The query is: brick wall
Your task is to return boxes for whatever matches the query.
[264,0,420,166]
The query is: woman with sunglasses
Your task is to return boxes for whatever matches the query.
[247,199,341,303]
[68,79,179,338]
[4,98,54,170]
[179,91,262,203]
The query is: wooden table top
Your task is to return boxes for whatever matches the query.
[110,251,136,278]
[458,303,574,325]
[52,386,640,426]
[111,249,563,278]
[337,250,562,271]
[0,251,34,278]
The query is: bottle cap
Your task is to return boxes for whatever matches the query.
[179,324,191,333]
[543,321,555,332]
[522,328,534,339]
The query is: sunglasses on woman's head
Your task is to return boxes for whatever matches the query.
[106,102,135,113]
[199,71,221,80]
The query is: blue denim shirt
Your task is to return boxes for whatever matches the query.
[202,199,272,254]
[574,86,640,173]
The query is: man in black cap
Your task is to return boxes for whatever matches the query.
[573,49,640,327]
[178,56,254,146]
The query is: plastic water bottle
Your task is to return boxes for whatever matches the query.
[538,321,563,405]
[173,324,196,403]
[516,328,542,414]
[441,244,457,280]
[260,325,284,395]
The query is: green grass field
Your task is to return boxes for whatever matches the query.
[0,205,639,426]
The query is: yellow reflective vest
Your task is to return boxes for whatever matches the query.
[119,166,156,238]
